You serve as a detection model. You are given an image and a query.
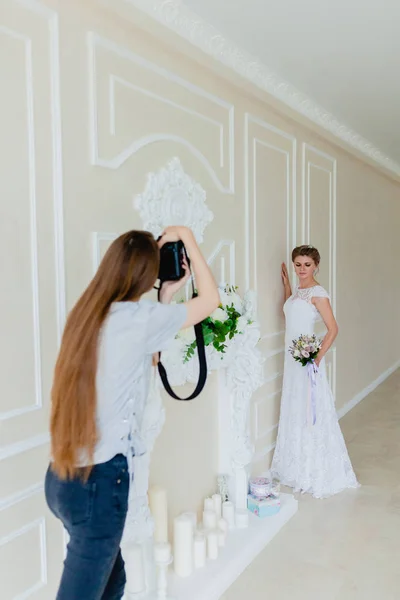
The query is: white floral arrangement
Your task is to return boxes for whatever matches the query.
[162,286,259,385]
[177,286,253,362]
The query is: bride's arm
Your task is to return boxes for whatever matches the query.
[312,297,339,367]
[281,263,292,304]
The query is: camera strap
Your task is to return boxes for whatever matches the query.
[157,256,208,401]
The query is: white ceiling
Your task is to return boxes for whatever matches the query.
[182,0,400,166]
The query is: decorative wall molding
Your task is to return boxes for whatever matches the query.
[15,0,67,344]
[125,0,400,179]
[0,0,64,471]
[0,6,64,484]
[87,31,235,193]
[206,239,235,288]
[0,482,43,513]
[109,74,225,156]
[46,7,66,345]
[0,25,42,422]
[92,232,119,273]
[134,157,214,243]
[0,517,48,598]
[244,114,296,457]
[1,0,65,586]
[0,433,50,462]
[244,113,297,292]
[302,143,337,398]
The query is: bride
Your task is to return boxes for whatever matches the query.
[271,244,359,498]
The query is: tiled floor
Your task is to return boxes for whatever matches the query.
[222,370,400,600]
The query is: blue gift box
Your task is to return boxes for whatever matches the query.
[247,494,281,518]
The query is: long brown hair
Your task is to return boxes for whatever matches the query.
[50,230,159,479]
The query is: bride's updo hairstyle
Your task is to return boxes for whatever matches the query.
[292,245,321,265]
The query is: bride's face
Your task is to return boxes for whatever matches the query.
[293,255,316,282]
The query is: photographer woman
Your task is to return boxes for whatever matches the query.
[45,226,219,600]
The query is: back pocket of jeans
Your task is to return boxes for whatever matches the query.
[113,471,129,518]
[56,480,97,526]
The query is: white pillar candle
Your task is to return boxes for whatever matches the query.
[124,544,145,595]
[222,501,235,528]
[207,531,219,560]
[149,486,168,544]
[212,494,222,519]
[181,511,197,531]
[204,497,214,512]
[154,542,171,563]
[142,539,157,594]
[235,509,249,529]
[155,562,169,599]
[173,515,193,578]
[193,533,206,569]
[218,518,228,534]
[203,509,217,530]
[154,544,171,599]
[218,530,226,547]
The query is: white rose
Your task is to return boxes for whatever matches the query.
[220,290,242,313]
[218,290,231,306]
[229,292,243,313]
[237,316,248,333]
[211,307,228,322]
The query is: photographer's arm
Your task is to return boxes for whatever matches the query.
[158,227,220,328]
[181,230,220,328]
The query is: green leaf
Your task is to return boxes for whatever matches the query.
[203,332,215,346]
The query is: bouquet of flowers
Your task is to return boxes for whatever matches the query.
[288,334,322,367]
[179,285,252,363]
[289,334,322,426]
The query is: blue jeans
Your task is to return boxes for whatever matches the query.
[45,454,130,600]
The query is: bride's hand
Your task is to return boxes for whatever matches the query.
[281,262,290,287]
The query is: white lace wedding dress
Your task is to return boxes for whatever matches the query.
[271,285,359,498]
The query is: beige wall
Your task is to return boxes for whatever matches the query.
[1,1,400,597]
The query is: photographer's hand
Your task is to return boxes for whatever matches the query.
[159,257,191,304]
[158,226,192,247]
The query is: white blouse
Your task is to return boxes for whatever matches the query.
[78,300,187,470]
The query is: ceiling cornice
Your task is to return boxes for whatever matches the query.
[124,0,400,178]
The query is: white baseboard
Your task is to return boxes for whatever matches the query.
[336,359,400,420]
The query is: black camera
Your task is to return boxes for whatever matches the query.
[158,240,188,282]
